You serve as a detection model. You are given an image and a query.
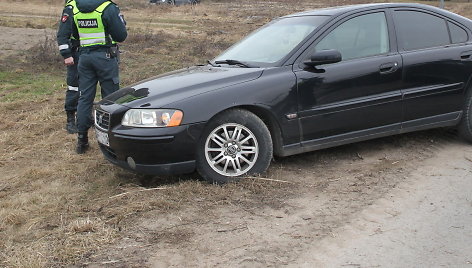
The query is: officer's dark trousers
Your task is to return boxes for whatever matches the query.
[65,50,79,112]
[77,49,119,133]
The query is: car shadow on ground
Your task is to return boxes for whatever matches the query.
[115,127,462,189]
[135,172,202,187]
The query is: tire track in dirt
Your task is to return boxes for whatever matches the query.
[84,129,467,267]
[293,141,472,267]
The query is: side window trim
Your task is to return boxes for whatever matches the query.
[385,8,399,54]
[446,20,453,44]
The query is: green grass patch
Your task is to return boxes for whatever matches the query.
[0,71,64,102]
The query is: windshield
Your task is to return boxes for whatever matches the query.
[214,16,329,66]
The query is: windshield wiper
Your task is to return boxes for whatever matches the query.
[214,59,256,68]
[207,60,219,67]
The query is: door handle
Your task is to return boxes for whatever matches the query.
[460,51,472,61]
[379,62,398,74]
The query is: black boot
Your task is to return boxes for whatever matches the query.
[66,111,78,134]
[76,132,89,154]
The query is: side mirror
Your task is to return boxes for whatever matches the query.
[304,49,342,67]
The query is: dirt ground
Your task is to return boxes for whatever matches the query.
[0,26,54,58]
[83,131,472,268]
[295,142,472,267]
[1,1,472,267]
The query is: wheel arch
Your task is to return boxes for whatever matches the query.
[203,105,285,157]
[460,73,472,116]
[464,73,472,96]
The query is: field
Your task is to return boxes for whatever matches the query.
[1,0,472,267]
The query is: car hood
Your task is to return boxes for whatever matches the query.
[103,66,264,108]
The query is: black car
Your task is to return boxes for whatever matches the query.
[95,3,472,183]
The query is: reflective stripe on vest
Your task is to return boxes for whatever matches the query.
[73,1,113,47]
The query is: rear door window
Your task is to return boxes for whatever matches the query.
[394,11,450,51]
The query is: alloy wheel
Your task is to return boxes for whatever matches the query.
[204,123,259,177]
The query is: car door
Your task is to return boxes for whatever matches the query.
[293,11,403,147]
[392,8,472,129]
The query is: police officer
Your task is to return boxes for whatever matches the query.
[57,0,80,134]
[72,0,127,154]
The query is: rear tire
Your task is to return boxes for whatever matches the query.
[196,109,273,184]
[458,90,472,143]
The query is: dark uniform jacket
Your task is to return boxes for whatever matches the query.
[57,0,79,59]
[57,0,127,58]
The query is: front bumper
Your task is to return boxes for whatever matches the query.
[97,122,206,175]
[100,144,196,175]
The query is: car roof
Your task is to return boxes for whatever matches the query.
[285,3,450,17]
[283,3,472,26]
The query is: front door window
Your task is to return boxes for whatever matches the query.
[315,12,389,61]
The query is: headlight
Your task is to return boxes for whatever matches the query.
[122,109,183,128]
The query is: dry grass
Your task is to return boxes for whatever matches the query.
[126,29,166,49]
[0,93,292,266]
[1,0,472,267]
[30,35,64,67]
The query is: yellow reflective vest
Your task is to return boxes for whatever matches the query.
[73,1,116,47]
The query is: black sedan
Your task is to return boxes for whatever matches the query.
[95,3,472,183]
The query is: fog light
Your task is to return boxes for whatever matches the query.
[127,157,136,170]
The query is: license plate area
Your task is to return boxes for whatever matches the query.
[95,129,109,146]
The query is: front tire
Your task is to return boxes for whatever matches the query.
[196,109,273,184]
[459,90,472,143]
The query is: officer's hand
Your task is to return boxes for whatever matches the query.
[64,57,74,66]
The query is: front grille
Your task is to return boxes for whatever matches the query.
[95,109,110,130]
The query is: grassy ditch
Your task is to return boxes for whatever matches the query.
[0,64,293,267]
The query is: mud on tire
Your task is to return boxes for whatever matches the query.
[196,109,273,184]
